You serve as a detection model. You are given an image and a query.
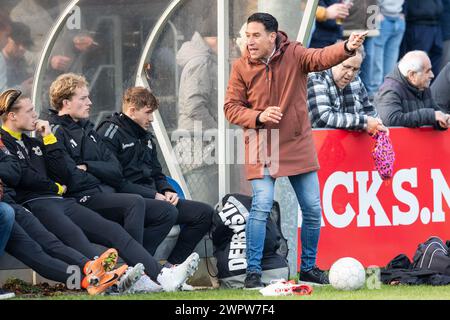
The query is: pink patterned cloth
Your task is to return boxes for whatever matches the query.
[371,131,395,180]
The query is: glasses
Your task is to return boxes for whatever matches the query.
[341,64,360,75]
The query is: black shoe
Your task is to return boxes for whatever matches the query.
[0,288,15,300]
[244,272,264,290]
[299,266,329,285]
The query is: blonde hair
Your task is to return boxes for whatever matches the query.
[0,89,25,121]
[49,73,89,111]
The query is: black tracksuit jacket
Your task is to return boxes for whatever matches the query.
[0,139,23,204]
[96,112,175,199]
[47,110,125,198]
[0,129,68,204]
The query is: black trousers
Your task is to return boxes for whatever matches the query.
[79,193,146,244]
[170,199,213,264]
[117,182,214,263]
[142,198,178,255]
[81,193,179,257]
[25,198,163,280]
[145,199,214,265]
[5,204,90,283]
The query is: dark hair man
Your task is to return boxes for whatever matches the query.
[224,12,367,289]
[97,87,213,274]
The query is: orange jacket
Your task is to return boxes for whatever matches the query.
[224,31,352,180]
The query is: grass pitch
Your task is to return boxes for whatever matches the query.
[13,284,450,300]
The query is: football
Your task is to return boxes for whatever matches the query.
[329,257,366,291]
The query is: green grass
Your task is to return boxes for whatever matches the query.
[14,285,450,300]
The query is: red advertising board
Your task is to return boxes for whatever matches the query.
[298,127,450,270]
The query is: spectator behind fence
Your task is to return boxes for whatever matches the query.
[2,22,34,95]
[315,0,350,25]
[0,13,12,92]
[10,0,98,75]
[376,51,450,129]
[366,0,405,97]
[441,0,450,68]
[431,62,450,113]
[400,0,444,77]
[177,31,217,132]
[175,22,219,206]
[342,0,378,99]
[10,0,67,72]
[308,47,388,134]
[310,0,351,48]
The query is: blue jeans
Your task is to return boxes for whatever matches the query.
[370,16,406,94]
[359,36,376,97]
[246,169,322,274]
[0,202,15,256]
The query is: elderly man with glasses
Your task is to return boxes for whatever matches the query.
[377,50,450,130]
[307,47,388,134]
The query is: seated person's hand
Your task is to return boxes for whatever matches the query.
[73,35,97,52]
[35,119,52,137]
[77,164,87,171]
[155,192,166,201]
[435,111,449,129]
[50,55,72,71]
[367,116,389,135]
[165,191,179,206]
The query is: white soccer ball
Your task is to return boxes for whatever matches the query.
[329,257,366,291]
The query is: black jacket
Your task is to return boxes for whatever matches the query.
[97,113,175,199]
[375,66,446,129]
[404,0,443,25]
[431,62,450,113]
[0,138,22,204]
[0,129,67,204]
[48,110,124,198]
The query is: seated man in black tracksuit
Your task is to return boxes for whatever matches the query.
[97,87,213,268]
[46,74,179,252]
[47,73,187,257]
[0,89,199,292]
[0,136,123,294]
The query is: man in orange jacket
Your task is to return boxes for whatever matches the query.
[224,12,366,289]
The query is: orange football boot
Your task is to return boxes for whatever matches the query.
[86,264,130,295]
[81,248,118,289]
